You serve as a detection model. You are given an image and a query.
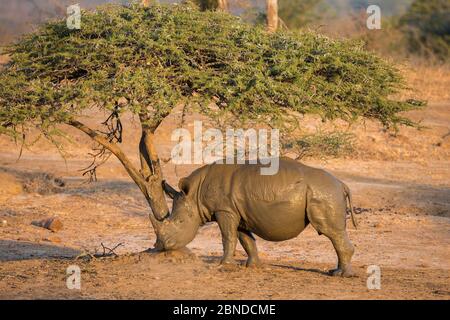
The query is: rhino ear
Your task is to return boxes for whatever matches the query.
[162,180,179,199]
[178,177,190,196]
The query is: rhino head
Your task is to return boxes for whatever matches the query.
[149,178,202,251]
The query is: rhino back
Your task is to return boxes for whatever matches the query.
[200,159,314,241]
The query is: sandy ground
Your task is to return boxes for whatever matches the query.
[0,100,449,300]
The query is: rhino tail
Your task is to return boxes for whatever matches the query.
[343,183,358,229]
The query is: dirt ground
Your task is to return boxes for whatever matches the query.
[0,93,449,299]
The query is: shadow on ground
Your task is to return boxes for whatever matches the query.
[0,240,81,262]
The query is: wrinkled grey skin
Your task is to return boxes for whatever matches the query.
[157,157,358,277]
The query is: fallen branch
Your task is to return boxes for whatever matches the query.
[100,242,124,257]
[75,242,124,261]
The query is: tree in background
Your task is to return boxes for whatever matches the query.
[192,0,228,11]
[218,0,229,11]
[251,0,323,31]
[400,0,450,61]
[278,0,323,29]
[266,0,278,32]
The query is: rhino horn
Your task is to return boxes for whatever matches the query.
[148,211,162,231]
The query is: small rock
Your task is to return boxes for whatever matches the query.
[372,222,382,228]
[32,217,63,232]
[1,220,7,227]
[43,236,62,244]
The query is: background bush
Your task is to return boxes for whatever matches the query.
[400,0,450,61]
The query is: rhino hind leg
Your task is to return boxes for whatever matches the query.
[307,201,355,278]
[327,232,355,277]
[238,229,261,267]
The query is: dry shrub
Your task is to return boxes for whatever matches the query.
[397,62,450,103]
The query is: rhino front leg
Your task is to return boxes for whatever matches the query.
[215,212,240,265]
[238,229,261,268]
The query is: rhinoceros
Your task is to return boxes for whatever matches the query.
[154,157,358,277]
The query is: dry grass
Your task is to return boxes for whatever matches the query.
[398,61,450,103]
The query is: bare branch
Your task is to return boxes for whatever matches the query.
[80,107,123,182]
[67,117,169,221]
[100,242,123,257]
[67,119,147,191]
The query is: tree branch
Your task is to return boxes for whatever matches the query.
[67,119,147,191]
[68,117,170,221]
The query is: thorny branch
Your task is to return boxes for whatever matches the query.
[75,242,124,261]
[100,242,124,257]
[81,105,123,182]
[100,106,123,143]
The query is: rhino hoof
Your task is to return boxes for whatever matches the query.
[246,259,262,268]
[218,259,238,270]
[328,267,355,278]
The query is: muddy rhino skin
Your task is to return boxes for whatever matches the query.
[160,157,357,277]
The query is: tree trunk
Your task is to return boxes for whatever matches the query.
[266,0,279,33]
[137,114,170,221]
[217,0,229,12]
[67,118,169,247]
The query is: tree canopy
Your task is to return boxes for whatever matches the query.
[0,2,420,142]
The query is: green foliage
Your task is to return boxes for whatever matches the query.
[400,0,450,61]
[191,0,219,11]
[0,2,420,141]
[279,0,323,29]
[285,131,355,159]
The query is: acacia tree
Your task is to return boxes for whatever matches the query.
[0,3,419,249]
[278,0,323,29]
